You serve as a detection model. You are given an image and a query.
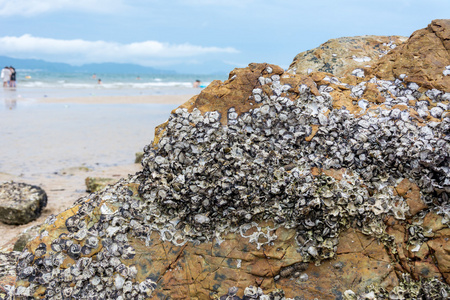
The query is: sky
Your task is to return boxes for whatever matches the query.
[0,0,448,74]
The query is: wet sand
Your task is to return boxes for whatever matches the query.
[38,94,196,105]
[0,94,195,249]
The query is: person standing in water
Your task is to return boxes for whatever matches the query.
[9,66,16,87]
[1,66,11,87]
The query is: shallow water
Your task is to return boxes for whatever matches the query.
[0,99,177,176]
[8,69,221,99]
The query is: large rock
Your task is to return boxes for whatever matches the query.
[369,19,450,92]
[288,35,407,77]
[11,20,450,299]
[0,182,47,225]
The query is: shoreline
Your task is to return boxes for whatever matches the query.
[36,94,197,105]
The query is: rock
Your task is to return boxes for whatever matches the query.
[12,21,450,299]
[13,225,42,252]
[369,19,450,92]
[135,152,144,164]
[288,35,407,77]
[85,177,117,193]
[394,178,428,216]
[0,182,47,225]
[363,82,386,104]
[386,214,450,282]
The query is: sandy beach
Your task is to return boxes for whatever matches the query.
[0,93,196,249]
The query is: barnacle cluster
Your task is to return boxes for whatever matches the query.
[14,65,449,299]
[137,67,448,258]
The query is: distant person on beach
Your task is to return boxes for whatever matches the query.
[1,66,11,87]
[92,74,96,79]
[98,79,102,84]
[193,79,201,88]
[9,66,16,87]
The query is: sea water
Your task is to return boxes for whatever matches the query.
[2,69,226,99]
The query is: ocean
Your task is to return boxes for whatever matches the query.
[3,69,226,99]
[0,69,227,177]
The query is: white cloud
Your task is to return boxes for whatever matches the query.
[0,0,126,16]
[0,34,239,66]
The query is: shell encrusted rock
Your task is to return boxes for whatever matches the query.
[0,182,47,225]
[13,62,450,299]
[12,20,450,300]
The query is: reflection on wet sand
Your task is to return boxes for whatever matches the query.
[4,99,17,110]
[3,87,17,110]
[0,102,179,176]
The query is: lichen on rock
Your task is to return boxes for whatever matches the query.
[288,35,407,77]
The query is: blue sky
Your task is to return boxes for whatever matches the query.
[0,0,448,74]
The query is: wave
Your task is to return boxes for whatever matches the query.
[16,68,44,73]
[18,80,206,89]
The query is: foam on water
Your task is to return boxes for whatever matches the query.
[19,80,197,90]
[0,69,224,100]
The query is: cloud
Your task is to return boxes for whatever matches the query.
[0,0,126,16]
[0,34,239,66]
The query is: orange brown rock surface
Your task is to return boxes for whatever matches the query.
[369,19,450,92]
